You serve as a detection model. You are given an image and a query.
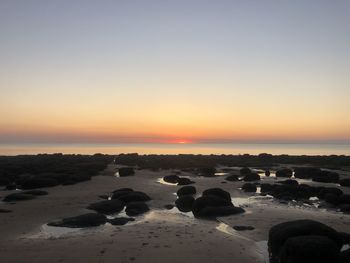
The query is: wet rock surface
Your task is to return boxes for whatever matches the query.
[48,213,107,228]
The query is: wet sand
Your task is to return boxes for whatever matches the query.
[0,164,349,263]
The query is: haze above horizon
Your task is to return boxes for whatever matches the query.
[1,0,349,145]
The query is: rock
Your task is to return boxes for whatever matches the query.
[0,209,12,213]
[317,187,343,199]
[163,175,180,184]
[118,167,135,177]
[21,177,60,189]
[233,225,255,231]
[338,194,350,205]
[202,188,231,201]
[111,188,134,199]
[164,204,174,210]
[265,170,271,176]
[312,171,339,183]
[175,195,195,212]
[278,179,298,186]
[324,193,339,205]
[243,173,261,181]
[98,195,110,200]
[294,167,321,179]
[261,183,274,193]
[5,183,17,190]
[125,202,149,216]
[108,217,135,225]
[339,178,350,187]
[339,248,350,263]
[87,199,125,215]
[192,195,235,218]
[240,167,251,176]
[268,220,342,262]
[3,193,36,202]
[0,178,10,186]
[279,235,340,263]
[197,206,245,217]
[340,204,350,214]
[116,191,151,203]
[242,183,257,192]
[23,190,48,196]
[48,213,107,228]
[225,174,239,181]
[198,167,216,177]
[276,168,293,178]
[177,177,195,185]
[177,186,196,196]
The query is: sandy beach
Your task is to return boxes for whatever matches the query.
[0,163,349,263]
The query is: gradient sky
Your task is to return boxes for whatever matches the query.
[1,0,349,144]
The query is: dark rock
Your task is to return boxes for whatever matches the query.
[324,193,339,205]
[3,193,36,202]
[279,235,340,263]
[242,183,257,192]
[340,248,350,263]
[339,178,350,187]
[243,173,261,181]
[198,167,216,177]
[318,187,343,199]
[240,167,251,176]
[261,183,274,193]
[340,204,350,214]
[118,167,135,177]
[116,191,151,203]
[338,194,350,205]
[175,195,195,212]
[0,178,10,186]
[87,199,125,215]
[294,167,321,179]
[21,177,60,189]
[177,177,195,185]
[312,171,339,183]
[5,183,17,190]
[197,206,245,217]
[225,174,239,181]
[0,209,12,213]
[177,186,196,196]
[265,170,271,176]
[164,204,174,210]
[125,202,149,216]
[268,220,342,262]
[163,175,180,184]
[202,188,231,201]
[108,217,135,225]
[23,190,48,196]
[192,195,234,218]
[278,179,298,186]
[48,213,107,228]
[276,168,293,178]
[233,225,255,231]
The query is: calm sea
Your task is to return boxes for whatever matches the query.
[0,143,349,156]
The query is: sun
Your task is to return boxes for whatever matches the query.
[173,139,192,144]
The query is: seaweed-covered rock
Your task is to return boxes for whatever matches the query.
[118,167,135,177]
[125,202,149,216]
[3,193,36,202]
[177,186,196,196]
[340,248,350,263]
[243,173,260,181]
[116,191,151,203]
[268,220,342,263]
[278,179,298,186]
[177,177,195,185]
[276,168,293,178]
[163,175,180,184]
[87,199,125,214]
[48,213,107,228]
[175,195,195,212]
[202,188,231,201]
[279,235,340,263]
[225,174,239,181]
[198,167,216,177]
[242,183,257,192]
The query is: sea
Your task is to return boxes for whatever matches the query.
[0,143,349,156]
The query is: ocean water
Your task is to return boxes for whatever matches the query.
[0,143,349,156]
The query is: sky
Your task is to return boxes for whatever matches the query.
[0,0,349,144]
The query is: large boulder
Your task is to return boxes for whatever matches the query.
[202,188,231,202]
[294,167,321,179]
[48,213,107,228]
[3,193,36,202]
[125,202,149,216]
[268,220,342,263]
[87,199,125,214]
[242,183,257,193]
[175,195,195,212]
[118,167,135,177]
[177,186,196,197]
[279,235,340,263]
[21,177,60,189]
[276,168,293,178]
[312,171,339,183]
[163,175,180,184]
[278,179,298,186]
[243,173,261,182]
